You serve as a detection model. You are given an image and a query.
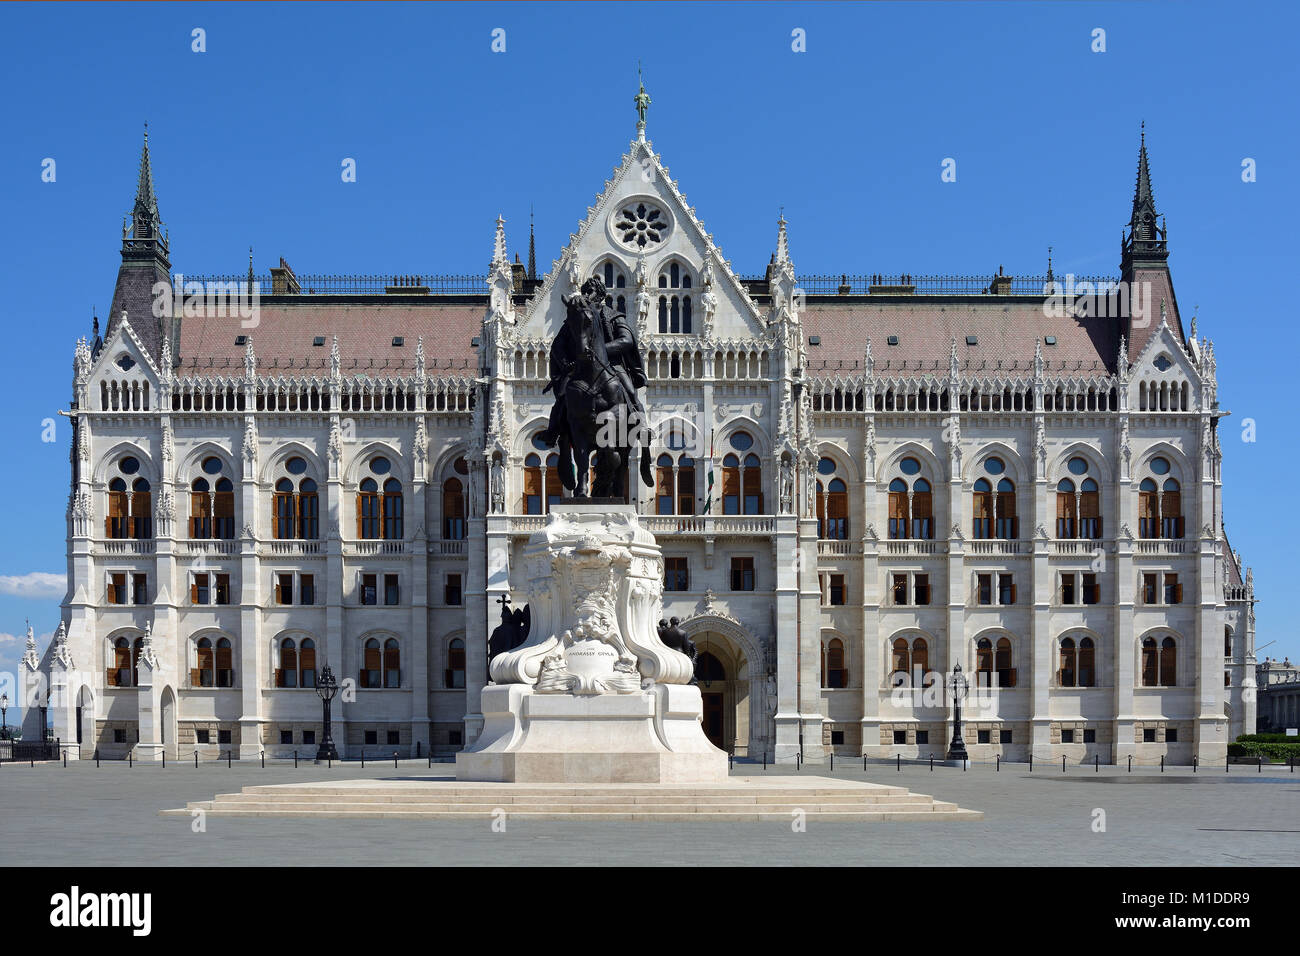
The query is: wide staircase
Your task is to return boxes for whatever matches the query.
[164,775,983,821]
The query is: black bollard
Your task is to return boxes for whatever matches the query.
[897,753,901,772]
[830,752,834,772]
[1193,755,1197,773]
[963,758,967,772]
[1127,754,1132,773]
[328,755,332,770]
[394,751,398,770]
[294,750,298,769]
[63,750,67,768]
[728,753,734,772]
[1029,752,1033,772]
[1062,755,1066,773]
[162,750,165,769]
[428,752,432,769]
[929,753,933,772]
[361,750,365,769]
[195,751,199,768]
[129,751,132,768]
[95,748,100,768]
[996,754,1000,772]
[797,752,802,772]
[863,755,867,772]
[1160,754,1164,773]
[1095,754,1099,773]
[1226,755,1229,774]
[227,750,232,768]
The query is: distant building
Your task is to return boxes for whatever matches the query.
[1256,658,1299,733]
[23,108,1255,765]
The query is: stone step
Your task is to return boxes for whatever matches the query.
[164,806,983,822]
[187,799,957,814]
[211,790,934,806]
[161,775,982,822]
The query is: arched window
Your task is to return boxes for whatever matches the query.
[995,480,1017,540]
[655,454,675,515]
[888,457,933,540]
[822,638,847,688]
[597,260,629,314]
[976,638,994,683]
[190,477,212,539]
[443,477,466,539]
[273,457,319,540]
[973,479,993,539]
[1059,637,1077,687]
[1056,479,1076,539]
[357,478,380,538]
[361,638,381,688]
[446,638,466,688]
[299,478,319,539]
[523,453,543,514]
[107,478,129,539]
[912,638,930,683]
[131,479,152,539]
[196,637,215,687]
[382,478,403,539]
[1080,479,1100,539]
[273,478,296,539]
[1160,636,1177,686]
[277,638,298,688]
[722,453,740,514]
[109,636,131,686]
[743,453,762,514]
[546,454,562,512]
[815,458,849,539]
[216,637,234,688]
[657,262,693,333]
[1078,637,1096,687]
[299,638,316,688]
[677,456,696,515]
[1138,479,1159,539]
[995,637,1015,687]
[384,638,400,688]
[1058,635,1096,688]
[891,638,911,684]
[191,460,233,539]
[1161,479,1182,539]
[1141,635,1178,687]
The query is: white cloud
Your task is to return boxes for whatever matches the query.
[0,572,64,600]
[0,633,17,645]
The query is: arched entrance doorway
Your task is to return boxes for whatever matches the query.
[696,652,727,750]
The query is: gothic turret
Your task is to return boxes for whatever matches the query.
[1122,123,1168,267]
[1120,124,1184,356]
[106,126,173,364]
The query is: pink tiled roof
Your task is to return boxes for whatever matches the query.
[802,301,1120,379]
[173,302,483,376]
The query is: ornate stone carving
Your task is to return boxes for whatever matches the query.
[52,621,73,669]
[779,457,794,514]
[22,621,39,670]
[241,418,258,466]
[490,507,693,689]
[700,259,718,339]
[328,418,343,466]
[161,420,174,464]
[139,620,159,670]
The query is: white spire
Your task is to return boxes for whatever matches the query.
[491,215,508,269]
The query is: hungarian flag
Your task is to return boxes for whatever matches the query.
[702,429,715,514]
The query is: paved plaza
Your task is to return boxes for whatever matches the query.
[1,759,1295,866]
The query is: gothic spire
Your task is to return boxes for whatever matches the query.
[1124,122,1167,263]
[491,214,508,269]
[130,123,166,248]
[527,207,536,280]
[774,212,791,267]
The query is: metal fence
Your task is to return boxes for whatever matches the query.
[0,738,60,762]
[186,275,487,296]
[737,274,1117,297]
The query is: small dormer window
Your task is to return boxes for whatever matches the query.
[966,335,978,346]
[312,336,326,347]
[234,335,247,346]
[115,354,136,371]
[392,336,404,347]
[887,335,900,346]
[1044,335,1057,346]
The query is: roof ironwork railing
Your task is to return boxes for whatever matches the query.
[740,274,1119,296]
[185,275,487,295]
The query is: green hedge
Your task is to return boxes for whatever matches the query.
[1237,733,1299,744]
[1227,742,1300,762]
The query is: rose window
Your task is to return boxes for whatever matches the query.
[613,202,668,249]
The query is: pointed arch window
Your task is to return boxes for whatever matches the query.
[107,478,129,539]
[108,636,131,687]
[446,638,466,688]
[815,458,849,539]
[655,454,675,515]
[361,638,382,688]
[1161,479,1182,539]
[277,638,298,688]
[822,638,847,688]
[1059,636,1095,687]
[383,638,401,688]
[196,637,215,687]
[1141,635,1178,687]
[130,479,152,538]
[1139,479,1159,539]
[676,456,696,515]
[523,453,543,514]
[382,478,403,539]
[657,261,693,334]
[357,478,381,538]
[274,479,296,539]
[443,477,466,539]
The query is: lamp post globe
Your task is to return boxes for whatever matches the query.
[946,663,969,762]
[314,665,340,762]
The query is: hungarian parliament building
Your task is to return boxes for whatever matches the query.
[22,117,1257,766]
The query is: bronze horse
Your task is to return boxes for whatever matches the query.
[548,281,653,498]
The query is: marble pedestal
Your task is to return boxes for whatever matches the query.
[456,503,727,784]
[456,682,727,783]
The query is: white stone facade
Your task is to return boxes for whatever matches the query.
[23,124,1256,766]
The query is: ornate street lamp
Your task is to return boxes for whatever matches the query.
[0,692,8,741]
[946,664,969,762]
[314,665,340,762]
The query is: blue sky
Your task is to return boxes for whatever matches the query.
[0,1,1295,712]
